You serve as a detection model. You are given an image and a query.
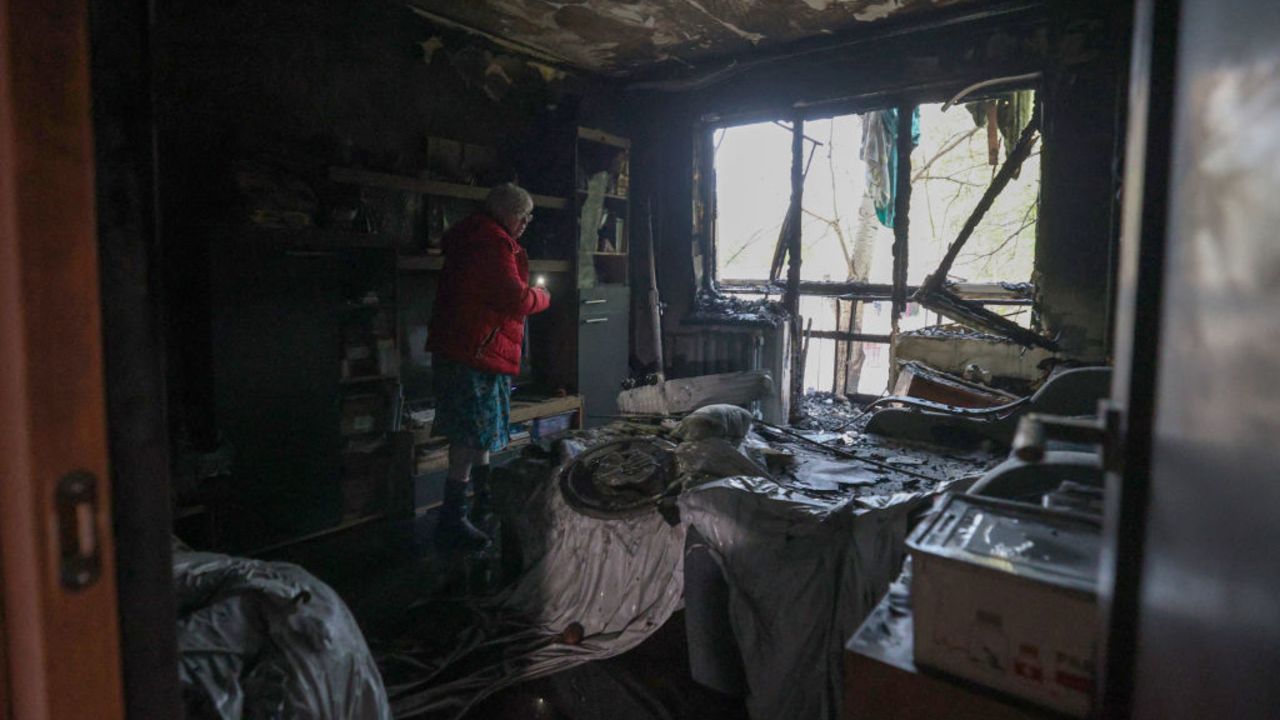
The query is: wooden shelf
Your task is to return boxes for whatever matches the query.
[511,394,583,424]
[411,394,583,447]
[397,255,572,273]
[329,167,569,210]
[340,373,398,385]
[576,189,629,202]
[577,126,630,149]
[230,224,401,249]
[415,437,532,475]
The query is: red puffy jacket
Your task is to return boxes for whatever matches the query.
[426,212,551,375]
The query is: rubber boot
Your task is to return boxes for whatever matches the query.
[435,479,491,550]
[470,464,493,526]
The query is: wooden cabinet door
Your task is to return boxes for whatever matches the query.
[578,286,631,426]
[0,0,126,717]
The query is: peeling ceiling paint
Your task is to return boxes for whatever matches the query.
[855,0,908,22]
[405,0,983,75]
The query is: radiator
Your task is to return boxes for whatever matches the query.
[665,328,763,377]
[664,324,790,424]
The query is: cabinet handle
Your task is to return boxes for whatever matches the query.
[583,317,609,324]
[582,298,608,305]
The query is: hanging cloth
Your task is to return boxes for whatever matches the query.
[966,90,1036,174]
[860,108,920,228]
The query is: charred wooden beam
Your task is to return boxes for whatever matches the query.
[917,286,1058,350]
[802,330,894,343]
[891,105,914,331]
[769,135,821,283]
[785,118,805,423]
[720,278,1032,303]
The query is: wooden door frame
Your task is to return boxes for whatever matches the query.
[89,0,185,714]
[0,0,126,717]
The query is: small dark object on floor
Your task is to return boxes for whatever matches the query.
[560,622,585,646]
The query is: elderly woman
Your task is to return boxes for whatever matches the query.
[426,183,551,548]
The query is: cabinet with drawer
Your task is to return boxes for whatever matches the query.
[577,286,630,425]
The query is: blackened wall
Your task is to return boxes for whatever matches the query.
[1036,0,1131,357]
[630,0,1129,361]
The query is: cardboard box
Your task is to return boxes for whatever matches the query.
[909,493,1101,717]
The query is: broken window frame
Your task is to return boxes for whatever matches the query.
[699,83,1042,400]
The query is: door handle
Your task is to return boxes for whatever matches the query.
[583,317,609,324]
[582,298,608,305]
[56,470,101,591]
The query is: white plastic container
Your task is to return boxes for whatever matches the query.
[908,493,1101,717]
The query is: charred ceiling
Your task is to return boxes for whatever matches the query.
[405,0,987,75]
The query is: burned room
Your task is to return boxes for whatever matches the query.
[4,0,1280,719]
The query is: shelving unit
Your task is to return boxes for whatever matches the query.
[328,162,587,498]
[574,126,631,283]
[205,236,411,551]
[335,247,403,524]
[396,255,572,274]
[329,166,569,210]
[201,146,611,548]
[569,127,632,425]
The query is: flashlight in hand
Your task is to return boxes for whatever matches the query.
[535,275,547,288]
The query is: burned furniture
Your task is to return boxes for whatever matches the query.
[863,366,1111,449]
[674,408,998,720]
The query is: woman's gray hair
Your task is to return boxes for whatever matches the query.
[484,183,534,224]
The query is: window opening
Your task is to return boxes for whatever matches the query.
[714,112,901,395]
[908,91,1040,288]
[713,120,794,282]
[707,89,1043,397]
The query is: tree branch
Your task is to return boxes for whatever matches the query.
[911,126,980,182]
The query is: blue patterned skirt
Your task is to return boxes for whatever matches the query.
[430,358,511,452]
